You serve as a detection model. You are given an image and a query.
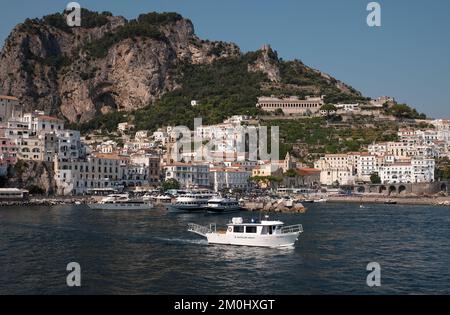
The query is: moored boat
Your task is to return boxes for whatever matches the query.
[167,190,217,212]
[187,216,303,247]
[87,194,153,210]
[206,197,242,214]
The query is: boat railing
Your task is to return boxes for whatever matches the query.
[280,224,303,234]
[187,223,215,236]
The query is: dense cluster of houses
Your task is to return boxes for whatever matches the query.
[0,95,160,195]
[0,94,447,196]
[313,123,450,186]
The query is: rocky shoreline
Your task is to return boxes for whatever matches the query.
[1,195,449,208]
[242,200,307,213]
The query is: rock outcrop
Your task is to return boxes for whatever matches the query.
[0,10,363,125]
[3,160,56,195]
[243,199,307,213]
[0,11,240,123]
[248,44,281,83]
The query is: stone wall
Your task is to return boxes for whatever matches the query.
[353,181,449,196]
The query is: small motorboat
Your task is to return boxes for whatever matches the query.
[188,216,303,248]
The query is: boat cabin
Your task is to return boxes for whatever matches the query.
[226,217,284,235]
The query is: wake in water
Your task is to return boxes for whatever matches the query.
[154,236,209,245]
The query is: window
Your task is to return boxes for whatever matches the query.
[245,226,257,233]
[233,226,244,233]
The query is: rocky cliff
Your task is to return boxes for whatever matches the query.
[1,160,56,195]
[0,11,240,123]
[0,10,363,125]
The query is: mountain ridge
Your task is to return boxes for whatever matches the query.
[0,9,364,126]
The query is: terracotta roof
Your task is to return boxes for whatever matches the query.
[93,153,129,160]
[296,168,321,176]
[0,95,19,101]
[37,115,63,122]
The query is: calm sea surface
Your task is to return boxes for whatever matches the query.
[0,203,449,294]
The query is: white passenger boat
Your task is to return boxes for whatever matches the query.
[188,216,303,247]
[167,190,217,212]
[206,197,242,214]
[87,194,153,210]
[154,195,173,204]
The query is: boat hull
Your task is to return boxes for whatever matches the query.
[206,206,242,214]
[205,232,300,247]
[87,203,153,210]
[167,204,207,213]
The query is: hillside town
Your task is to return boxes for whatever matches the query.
[0,93,449,200]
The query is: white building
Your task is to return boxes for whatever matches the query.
[209,167,250,192]
[54,154,128,195]
[376,158,435,184]
[335,103,359,112]
[164,163,210,188]
[22,112,64,134]
[117,122,135,133]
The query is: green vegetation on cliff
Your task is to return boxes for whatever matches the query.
[264,117,399,162]
[84,12,183,58]
[76,54,266,132]
[385,103,427,120]
[76,50,367,133]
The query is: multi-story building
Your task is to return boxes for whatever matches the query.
[22,111,64,134]
[164,163,210,188]
[256,95,325,115]
[17,136,44,161]
[97,140,117,154]
[318,168,353,186]
[0,137,18,175]
[130,153,161,185]
[357,153,377,181]
[209,167,250,192]
[55,154,128,195]
[251,163,282,177]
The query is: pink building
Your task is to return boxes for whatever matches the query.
[0,137,18,166]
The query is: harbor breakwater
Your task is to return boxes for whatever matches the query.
[242,199,307,213]
[328,195,450,206]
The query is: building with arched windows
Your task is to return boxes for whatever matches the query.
[256,95,325,115]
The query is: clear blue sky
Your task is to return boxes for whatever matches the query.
[1,0,449,118]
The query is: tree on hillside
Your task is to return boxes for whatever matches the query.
[386,104,427,120]
[320,104,337,112]
[320,104,337,118]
